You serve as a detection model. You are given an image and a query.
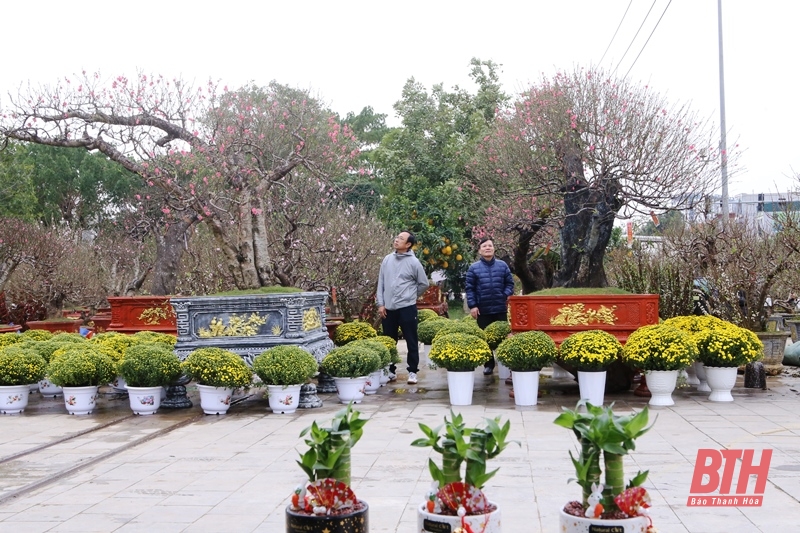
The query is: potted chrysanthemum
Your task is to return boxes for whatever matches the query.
[495,331,557,406]
[47,345,116,415]
[333,321,377,346]
[347,339,391,395]
[622,324,698,406]
[373,335,401,385]
[252,345,318,414]
[559,330,623,407]
[0,345,48,414]
[181,348,253,414]
[412,411,517,533]
[555,402,656,533]
[692,321,762,402]
[118,343,182,415]
[287,404,369,533]
[429,332,492,406]
[320,345,382,404]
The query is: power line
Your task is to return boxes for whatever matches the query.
[624,0,674,78]
[612,0,658,76]
[598,0,634,67]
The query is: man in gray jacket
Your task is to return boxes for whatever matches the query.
[377,231,429,384]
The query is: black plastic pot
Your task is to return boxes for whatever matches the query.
[285,501,369,533]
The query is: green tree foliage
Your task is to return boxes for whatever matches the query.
[0,142,37,221]
[374,58,507,287]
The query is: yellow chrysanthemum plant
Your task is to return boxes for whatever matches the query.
[429,332,493,372]
[496,331,558,372]
[432,321,487,343]
[693,323,763,368]
[417,317,450,345]
[373,335,401,365]
[333,321,377,347]
[181,348,253,389]
[0,345,48,386]
[663,315,763,368]
[559,330,623,372]
[118,343,183,387]
[622,324,699,371]
[484,320,511,351]
[252,346,318,387]
[418,308,440,323]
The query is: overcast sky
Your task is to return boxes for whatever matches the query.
[2,0,797,196]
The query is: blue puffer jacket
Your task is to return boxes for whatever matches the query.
[465,257,514,314]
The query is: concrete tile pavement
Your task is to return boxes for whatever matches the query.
[1,343,799,532]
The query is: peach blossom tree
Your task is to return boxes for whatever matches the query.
[1,73,361,294]
[469,67,726,288]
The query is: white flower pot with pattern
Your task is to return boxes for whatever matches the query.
[364,371,382,395]
[704,366,737,402]
[0,385,31,414]
[197,384,233,414]
[333,376,367,404]
[126,385,162,415]
[62,386,99,415]
[559,508,649,532]
[644,369,679,407]
[38,378,63,397]
[266,384,301,414]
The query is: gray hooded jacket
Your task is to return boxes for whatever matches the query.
[376,250,429,310]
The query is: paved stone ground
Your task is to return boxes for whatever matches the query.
[1,342,799,532]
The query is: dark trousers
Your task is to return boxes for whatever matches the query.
[478,312,507,369]
[383,305,420,373]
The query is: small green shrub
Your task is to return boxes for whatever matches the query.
[47,346,116,387]
[496,331,557,371]
[418,309,440,323]
[484,321,511,350]
[0,345,47,385]
[417,318,450,344]
[320,345,382,378]
[252,346,318,386]
[182,347,253,389]
[119,344,182,387]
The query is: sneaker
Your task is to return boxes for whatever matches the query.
[407,372,418,385]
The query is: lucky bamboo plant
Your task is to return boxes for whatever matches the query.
[554,401,652,514]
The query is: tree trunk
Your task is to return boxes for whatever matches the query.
[554,151,620,288]
[150,215,196,295]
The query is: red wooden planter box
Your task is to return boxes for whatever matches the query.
[107,296,177,334]
[508,294,659,345]
[0,324,22,333]
[25,319,82,334]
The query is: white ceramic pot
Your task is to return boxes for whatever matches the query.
[447,370,475,406]
[417,502,501,533]
[511,370,540,406]
[644,369,678,406]
[62,386,99,415]
[0,384,31,414]
[558,508,649,533]
[28,383,39,393]
[126,385,162,415]
[197,384,233,414]
[109,375,127,391]
[364,370,382,395]
[419,343,432,361]
[38,378,63,397]
[497,360,512,380]
[266,384,301,414]
[578,370,606,407]
[333,376,367,404]
[694,361,711,392]
[704,366,738,402]
[684,364,700,385]
[379,366,391,386]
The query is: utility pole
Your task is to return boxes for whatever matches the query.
[718,0,729,221]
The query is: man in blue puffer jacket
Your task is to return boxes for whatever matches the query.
[465,238,515,374]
